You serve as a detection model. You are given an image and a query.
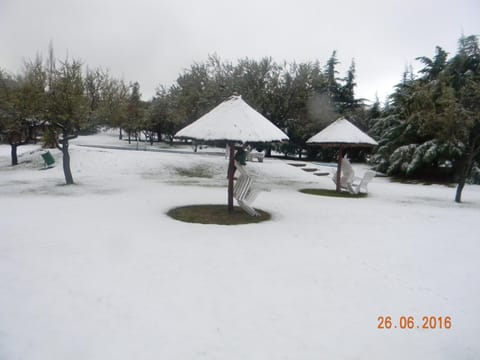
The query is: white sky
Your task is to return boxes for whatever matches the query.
[1,0,478,103]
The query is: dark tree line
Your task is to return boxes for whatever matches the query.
[148,53,366,157]
[2,36,479,203]
[2,50,365,183]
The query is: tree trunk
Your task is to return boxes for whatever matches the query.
[119,128,123,140]
[11,144,18,166]
[61,138,74,185]
[454,149,476,203]
[128,131,131,144]
[157,131,161,142]
[455,179,466,203]
[29,126,37,144]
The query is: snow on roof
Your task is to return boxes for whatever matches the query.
[175,95,289,143]
[307,118,378,146]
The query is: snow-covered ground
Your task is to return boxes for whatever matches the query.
[1,130,479,360]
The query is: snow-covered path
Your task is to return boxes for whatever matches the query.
[1,132,479,359]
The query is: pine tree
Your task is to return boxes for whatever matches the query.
[337,59,358,114]
[325,51,340,100]
[371,34,480,202]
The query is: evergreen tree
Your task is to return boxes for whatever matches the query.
[325,51,340,101]
[416,46,448,81]
[370,34,480,202]
[368,95,382,120]
[337,59,359,114]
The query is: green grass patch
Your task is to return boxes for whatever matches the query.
[174,165,214,178]
[299,188,367,198]
[167,204,271,225]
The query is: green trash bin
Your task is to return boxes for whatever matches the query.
[41,151,55,168]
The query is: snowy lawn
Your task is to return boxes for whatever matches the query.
[1,131,479,359]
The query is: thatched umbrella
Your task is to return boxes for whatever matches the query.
[175,95,288,212]
[307,118,378,192]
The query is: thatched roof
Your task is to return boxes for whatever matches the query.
[307,118,378,147]
[175,95,288,143]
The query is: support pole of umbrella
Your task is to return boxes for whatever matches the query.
[336,145,343,192]
[227,143,235,212]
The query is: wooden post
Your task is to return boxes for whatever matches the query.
[336,145,343,192]
[227,143,235,212]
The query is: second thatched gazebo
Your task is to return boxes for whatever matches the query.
[307,118,378,192]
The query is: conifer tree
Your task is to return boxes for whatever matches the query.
[370,35,480,202]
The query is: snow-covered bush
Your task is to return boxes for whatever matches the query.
[468,163,480,184]
[387,144,417,175]
[382,140,464,178]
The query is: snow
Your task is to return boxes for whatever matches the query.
[307,118,378,146]
[0,144,42,158]
[1,130,479,359]
[175,95,289,143]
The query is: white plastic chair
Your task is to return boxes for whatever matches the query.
[352,171,375,194]
[246,151,265,162]
[233,161,261,216]
[332,157,356,193]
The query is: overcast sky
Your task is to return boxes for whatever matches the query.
[1,0,478,103]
